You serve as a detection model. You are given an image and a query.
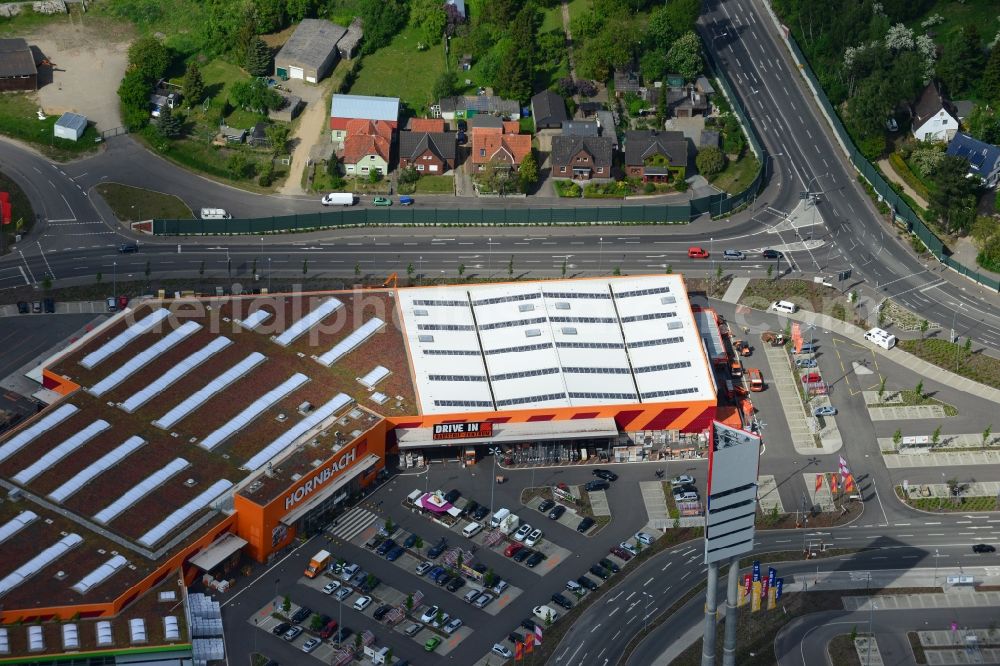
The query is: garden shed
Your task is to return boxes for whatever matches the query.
[54,112,87,141]
[275,19,346,83]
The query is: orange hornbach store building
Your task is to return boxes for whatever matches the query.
[0,275,717,660]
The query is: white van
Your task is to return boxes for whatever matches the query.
[770,300,798,314]
[200,208,232,220]
[674,491,699,502]
[462,522,483,538]
[533,605,559,623]
[864,327,896,350]
[490,508,510,528]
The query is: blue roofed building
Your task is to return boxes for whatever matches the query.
[946,132,1000,188]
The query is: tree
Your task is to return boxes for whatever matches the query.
[937,25,986,98]
[695,147,726,176]
[127,36,170,83]
[265,123,290,155]
[519,152,539,193]
[245,37,272,77]
[354,632,362,650]
[281,595,291,613]
[484,568,496,587]
[411,0,447,45]
[966,104,1000,145]
[254,0,287,33]
[927,155,980,234]
[302,259,308,275]
[354,261,361,278]
[227,153,254,179]
[665,31,702,81]
[919,319,929,339]
[407,262,415,279]
[368,169,382,184]
[878,376,887,402]
[613,265,621,276]
[309,613,324,631]
[892,428,902,450]
[118,70,154,130]
[155,105,183,138]
[983,424,993,446]
[507,255,514,278]
[444,3,466,37]
[767,264,773,279]
[359,0,409,55]
[458,263,465,277]
[230,78,283,113]
[96,272,102,284]
[665,264,672,274]
[399,166,420,185]
[931,425,941,447]
[182,62,205,106]
[432,70,458,102]
[561,258,567,277]
[914,380,924,403]
[722,114,745,155]
[495,48,533,102]
[406,594,414,612]
[983,43,1000,103]
[414,535,423,551]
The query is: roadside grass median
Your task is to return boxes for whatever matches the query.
[95,183,194,222]
[827,633,864,666]
[895,486,998,512]
[709,154,760,194]
[899,339,1000,390]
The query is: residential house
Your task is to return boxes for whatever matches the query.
[695,76,716,96]
[399,132,457,173]
[0,38,37,92]
[613,69,642,98]
[665,86,709,118]
[596,111,618,149]
[406,118,446,132]
[946,132,1000,188]
[911,81,959,142]
[275,19,346,83]
[269,94,302,122]
[470,125,532,172]
[330,94,400,147]
[435,95,520,121]
[699,130,720,149]
[952,100,974,124]
[338,17,364,59]
[340,119,393,176]
[624,130,688,182]
[531,90,568,129]
[550,135,614,180]
[562,121,600,137]
[469,115,504,131]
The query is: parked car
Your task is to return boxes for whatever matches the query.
[443,618,463,634]
[723,249,746,260]
[688,247,709,258]
[282,625,303,641]
[551,593,574,609]
[505,542,525,558]
[323,581,340,594]
[525,528,543,547]
[118,242,140,253]
[349,570,367,588]
[16,301,29,314]
[635,532,654,546]
[353,595,372,611]
[31,300,41,313]
[565,580,583,594]
[538,499,555,513]
[592,468,618,482]
[332,627,353,644]
[512,547,533,563]
[341,563,360,581]
[436,572,452,587]
[333,586,352,601]
[599,558,620,573]
[473,505,490,521]
[491,579,509,595]
[403,533,418,549]
[43,298,54,313]
[415,561,433,576]
[813,406,838,416]
[376,538,396,556]
[290,606,312,624]
[509,631,525,644]
[428,566,446,581]
[424,636,442,652]
[577,576,599,591]
[801,372,822,384]
[321,192,357,206]
[762,249,784,259]
[590,564,610,580]
[462,500,480,517]
[271,622,290,636]
[526,551,545,568]
[492,644,514,658]
[520,618,537,632]
[446,576,465,592]
[577,517,595,532]
[670,475,695,487]
[585,480,609,492]
[373,196,392,207]
[430,612,450,628]
[399,195,415,206]
[513,524,533,542]
[301,637,321,653]
[611,546,633,561]
[105,297,117,312]
[428,537,448,558]
[548,505,566,520]
[319,620,339,639]
[404,622,422,636]
[472,592,494,608]
[973,544,996,553]
[386,546,405,561]
[420,606,440,623]
[373,604,392,621]
[620,541,640,557]
[444,488,461,503]
[795,358,818,368]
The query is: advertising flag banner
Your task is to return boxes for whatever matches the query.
[751,581,762,611]
[815,474,823,492]
[768,567,777,588]
[741,573,752,606]
[839,456,850,477]
[768,584,777,610]
[760,574,770,601]
[845,474,856,493]
[535,625,543,645]
[524,639,533,655]
[828,474,838,494]
[515,641,523,661]
[775,578,784,600]
[752,560,761,582]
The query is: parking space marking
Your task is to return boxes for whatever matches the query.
[643,576,654,587]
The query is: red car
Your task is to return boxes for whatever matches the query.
[505,543,525,558]
[610,546,633,561]
[319,620,338,639]
[118,295,129,310]
[801,373,821,384]
[688,247,709,259]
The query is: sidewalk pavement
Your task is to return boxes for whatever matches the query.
[883,451,1000,468]
[721,276,750,304]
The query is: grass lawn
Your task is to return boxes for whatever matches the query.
[413,175,454,194]
[566,0,591,24]
[709,154,760,194]
[95,183,194,221]
[541,4,564,33]
[905,0,1000,52]
[349,24,447,116]
[0,171,35,253]
[899,338,1000,390]
[0,93,102,160]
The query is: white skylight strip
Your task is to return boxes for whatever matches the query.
[0,403,78,464]
[243,393,352,471]
[274,298,343,346]
[164,617,180,641]
[237,309,272,330]
[0,511,38,544]
[80,309,170,369]
[316,317,385,367]
[120,337,232,413]
[71,555,128,595]
[89,321,201,396]
[13,419,111,485]
[152,353,266,430]
[93,458,190,525]
[49,436,146,504]
[199,373,309,451]
[359,365,390,388]
[0,533,83,598]
[137,479,234,547]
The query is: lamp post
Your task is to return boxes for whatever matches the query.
[267,257,271,292]
[488,446,502,516]
[488,237,493,277]
[273,577,280,610]
[934,548,939,586]
[599,237,603,272]
[113,261,117,303]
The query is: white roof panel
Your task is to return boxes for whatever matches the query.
[49,436,146,503]
[0,511,37,545]
[164,616,181,641]
[120,337,232,413]
[358,365,390,388]
[93,458,190,525]
[0,627,7,654]
[199,373,309,451]
[316,317,385,367]
[274,298,343,346]
[237,309,272,330]
[398,276,714,413]
[71,555,129,595]
[13,419,111,485]
[27,626,43,652]
[96,622,113,647]
[242,393,353,471]
[330,94,400,121]
[0,534,83,598]
[80,309,170,369]
[138,479,234,547]
[88,320,201,396]
[152,352,266,429]
[0,403,78,464]
[62,623,79,650]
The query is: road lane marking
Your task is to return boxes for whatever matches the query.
[589,623,601,633]
[644,576,654,587]
[661,562,672,571]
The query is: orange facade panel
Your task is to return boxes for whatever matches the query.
[41,368,79,395]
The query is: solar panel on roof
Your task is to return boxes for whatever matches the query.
[316,317,385,367]
[0,403,78,463]
[274,298,343,346]
[80,309,170,369]
[137,479,234,547]
[13,419,111,485]
[237,309,272,330]
[71,555,128,595]
[120,337,232,413]
[199,373,309,450]
[243,393,352,471]
[0,511,37,544]
[93,458,190,525]
[0,534,83,598]
[153,352,266,429]
[89,320,201,396]
[49,436,145,504]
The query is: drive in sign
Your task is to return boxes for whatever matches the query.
[432,421,494,440]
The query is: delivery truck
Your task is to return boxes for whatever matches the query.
[498,514,520,535]
[304,549,331,578]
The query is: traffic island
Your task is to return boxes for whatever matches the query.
[895,484,1000,512]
